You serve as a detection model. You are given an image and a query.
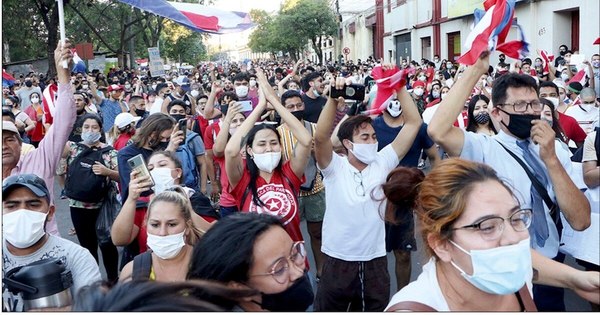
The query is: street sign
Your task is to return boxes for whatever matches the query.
[343,47,350,55]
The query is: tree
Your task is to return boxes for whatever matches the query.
[161,21,208,65]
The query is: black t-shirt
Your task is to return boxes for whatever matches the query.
[372,116,434,167]
[301,93,327,123]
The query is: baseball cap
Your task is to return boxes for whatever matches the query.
[567,82,583,94]
[114,112,141,129]
[2,121,22,141]
[108,84,124,92]
[412,81,426,89]
[155,83,169,93]
[2,174,50,201]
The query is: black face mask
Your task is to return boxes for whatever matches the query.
[135,109,147,117]
[25,81,33,88]
[171,114,186,122]
[499,109,537,139]
[291,110,304,121]
[254,272,314,312]
[153,141,169,151]
[559,51,566,56]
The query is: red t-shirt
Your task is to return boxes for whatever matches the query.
[113,133,132,151]
[215,155,240,207]
[24,105,46,142]
[558,112,587,143]
[203,122,221,150]
[230,161,304,242]
[133,207,148,253]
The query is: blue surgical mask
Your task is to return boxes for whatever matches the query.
[81,130,102,145]
[449,237,531,295]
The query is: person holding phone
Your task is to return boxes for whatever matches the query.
[224,69,312,243]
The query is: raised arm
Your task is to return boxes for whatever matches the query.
[203,81,223,119]
[315,77,348,170]
[257,69,311,178]
[224,90,267,188]
[213,101,242,158]
[390,85,422,158]
[111,169,151,246]
[428,51,490,156]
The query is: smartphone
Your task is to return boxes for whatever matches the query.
[239,100,253,112]
[127,154,154,186]
[177,118,187,138]
[330,84,366,101]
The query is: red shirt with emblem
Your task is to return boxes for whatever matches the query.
[230,161,304,242]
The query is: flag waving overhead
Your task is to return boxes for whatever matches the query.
[117,0,254,34]
[458,0,529,65]
[363,66,408,116]
[2,69,16,87]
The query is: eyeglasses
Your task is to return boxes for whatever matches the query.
[354,172,366,197]
[249,241,306,284]
[451,209,533,241]
[497,100,543,113]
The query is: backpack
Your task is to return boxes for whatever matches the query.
[131,251,153,281]
[176,133,200,190]
[64,143,114,203]
[189,191,221,220]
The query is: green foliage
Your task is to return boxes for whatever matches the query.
[247,0,337,63]
[161,21,207,65]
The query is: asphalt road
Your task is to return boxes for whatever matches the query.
[51,177,592,311]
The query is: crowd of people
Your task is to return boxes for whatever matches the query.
[2,39,599,312]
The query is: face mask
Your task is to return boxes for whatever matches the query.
[446,63,453,69]
[474,111,490,125]
[152,140,170,151]
[252,151,281,173]
[349,142,378,164]
[432,91,440,99]
[3,209,47,249]
[229,127,237,135]
[593,61,600,68]
[291,110,304,121]
[559,50,566,56]
[146,229,186,260]
[441,93,448,100]
[25,81,33,88]
[81,84,89,90]
[171,114,186,122]
[191,90,200,97]
[413,88,424,96]
[312,89,320,97]
[499,110,537,139]
[125,84,131,89]
[81,130,102,145]
[30,97,40,103]
[418,75,427,81]
[249,79,257,87]
[135,109,147,117]
[257,272,315,311]
[152,84,157,90]
[545,97,559,108]
[534,62,542,67]
[235,85,249,98]
[580,103,596,112]
[561,73,569,81]
[150,167,175,194]
[387,100,402,117]
[449,237,531,295]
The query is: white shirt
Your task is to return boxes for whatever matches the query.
[460,129,586,258]
[149,96,164,114]
[3,235,102,310]
[319,145,399,261]
[564,105,599,134]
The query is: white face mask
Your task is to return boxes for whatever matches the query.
[432,91,440,99]
[349,142,379,164]
[150,167,176,194]
[229,127,238,135]
[545,97,559,108]
[191,90,200,98]
[146,229,186,260]
[449,237,531,295]
[3,209,48,248]
[252,151,281,173]
[441,93,448,100]
[235,85,249,98]
[413,88,424,96]
[249,79,257,87]
[418,75,427,81]
[31,97,40,104]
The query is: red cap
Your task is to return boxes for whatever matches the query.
[412,80,426,89]
[108,84,124,92]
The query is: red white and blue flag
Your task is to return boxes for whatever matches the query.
[2,69,16,87]
[42,83,58,125]
[458,0,529,65]
[539,50,554,74]
[363,66,408,116]
[71,50,87,74]
[568,69,588,87]
[117,0,254,34]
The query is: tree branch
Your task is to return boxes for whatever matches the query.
[68,2,118,53]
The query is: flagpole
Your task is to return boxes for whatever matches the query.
[57,0,69,69]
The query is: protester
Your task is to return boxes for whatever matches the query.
[465,94,497,135]
[383,159,600,311]
[187,213,314,312]
[4,95,35,143]
[2,174,102,311]
[428,51,591,311]
[119,189,203,282]
[60,113,120,282]
[109,112,140,150]
[225,69,311,242]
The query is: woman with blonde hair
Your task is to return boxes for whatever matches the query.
[119,188,203,282]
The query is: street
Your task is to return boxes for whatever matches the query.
[51,177,592,311]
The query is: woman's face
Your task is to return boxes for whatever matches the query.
[148,153,182,184]
[250,129,281,155]
[541,104,554,124]
[443,180,528,275]
[246,226,305,294]
[472,100,489,117]
[230,113,246,129]
[147,201,187,236]
[82,118,101,133]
